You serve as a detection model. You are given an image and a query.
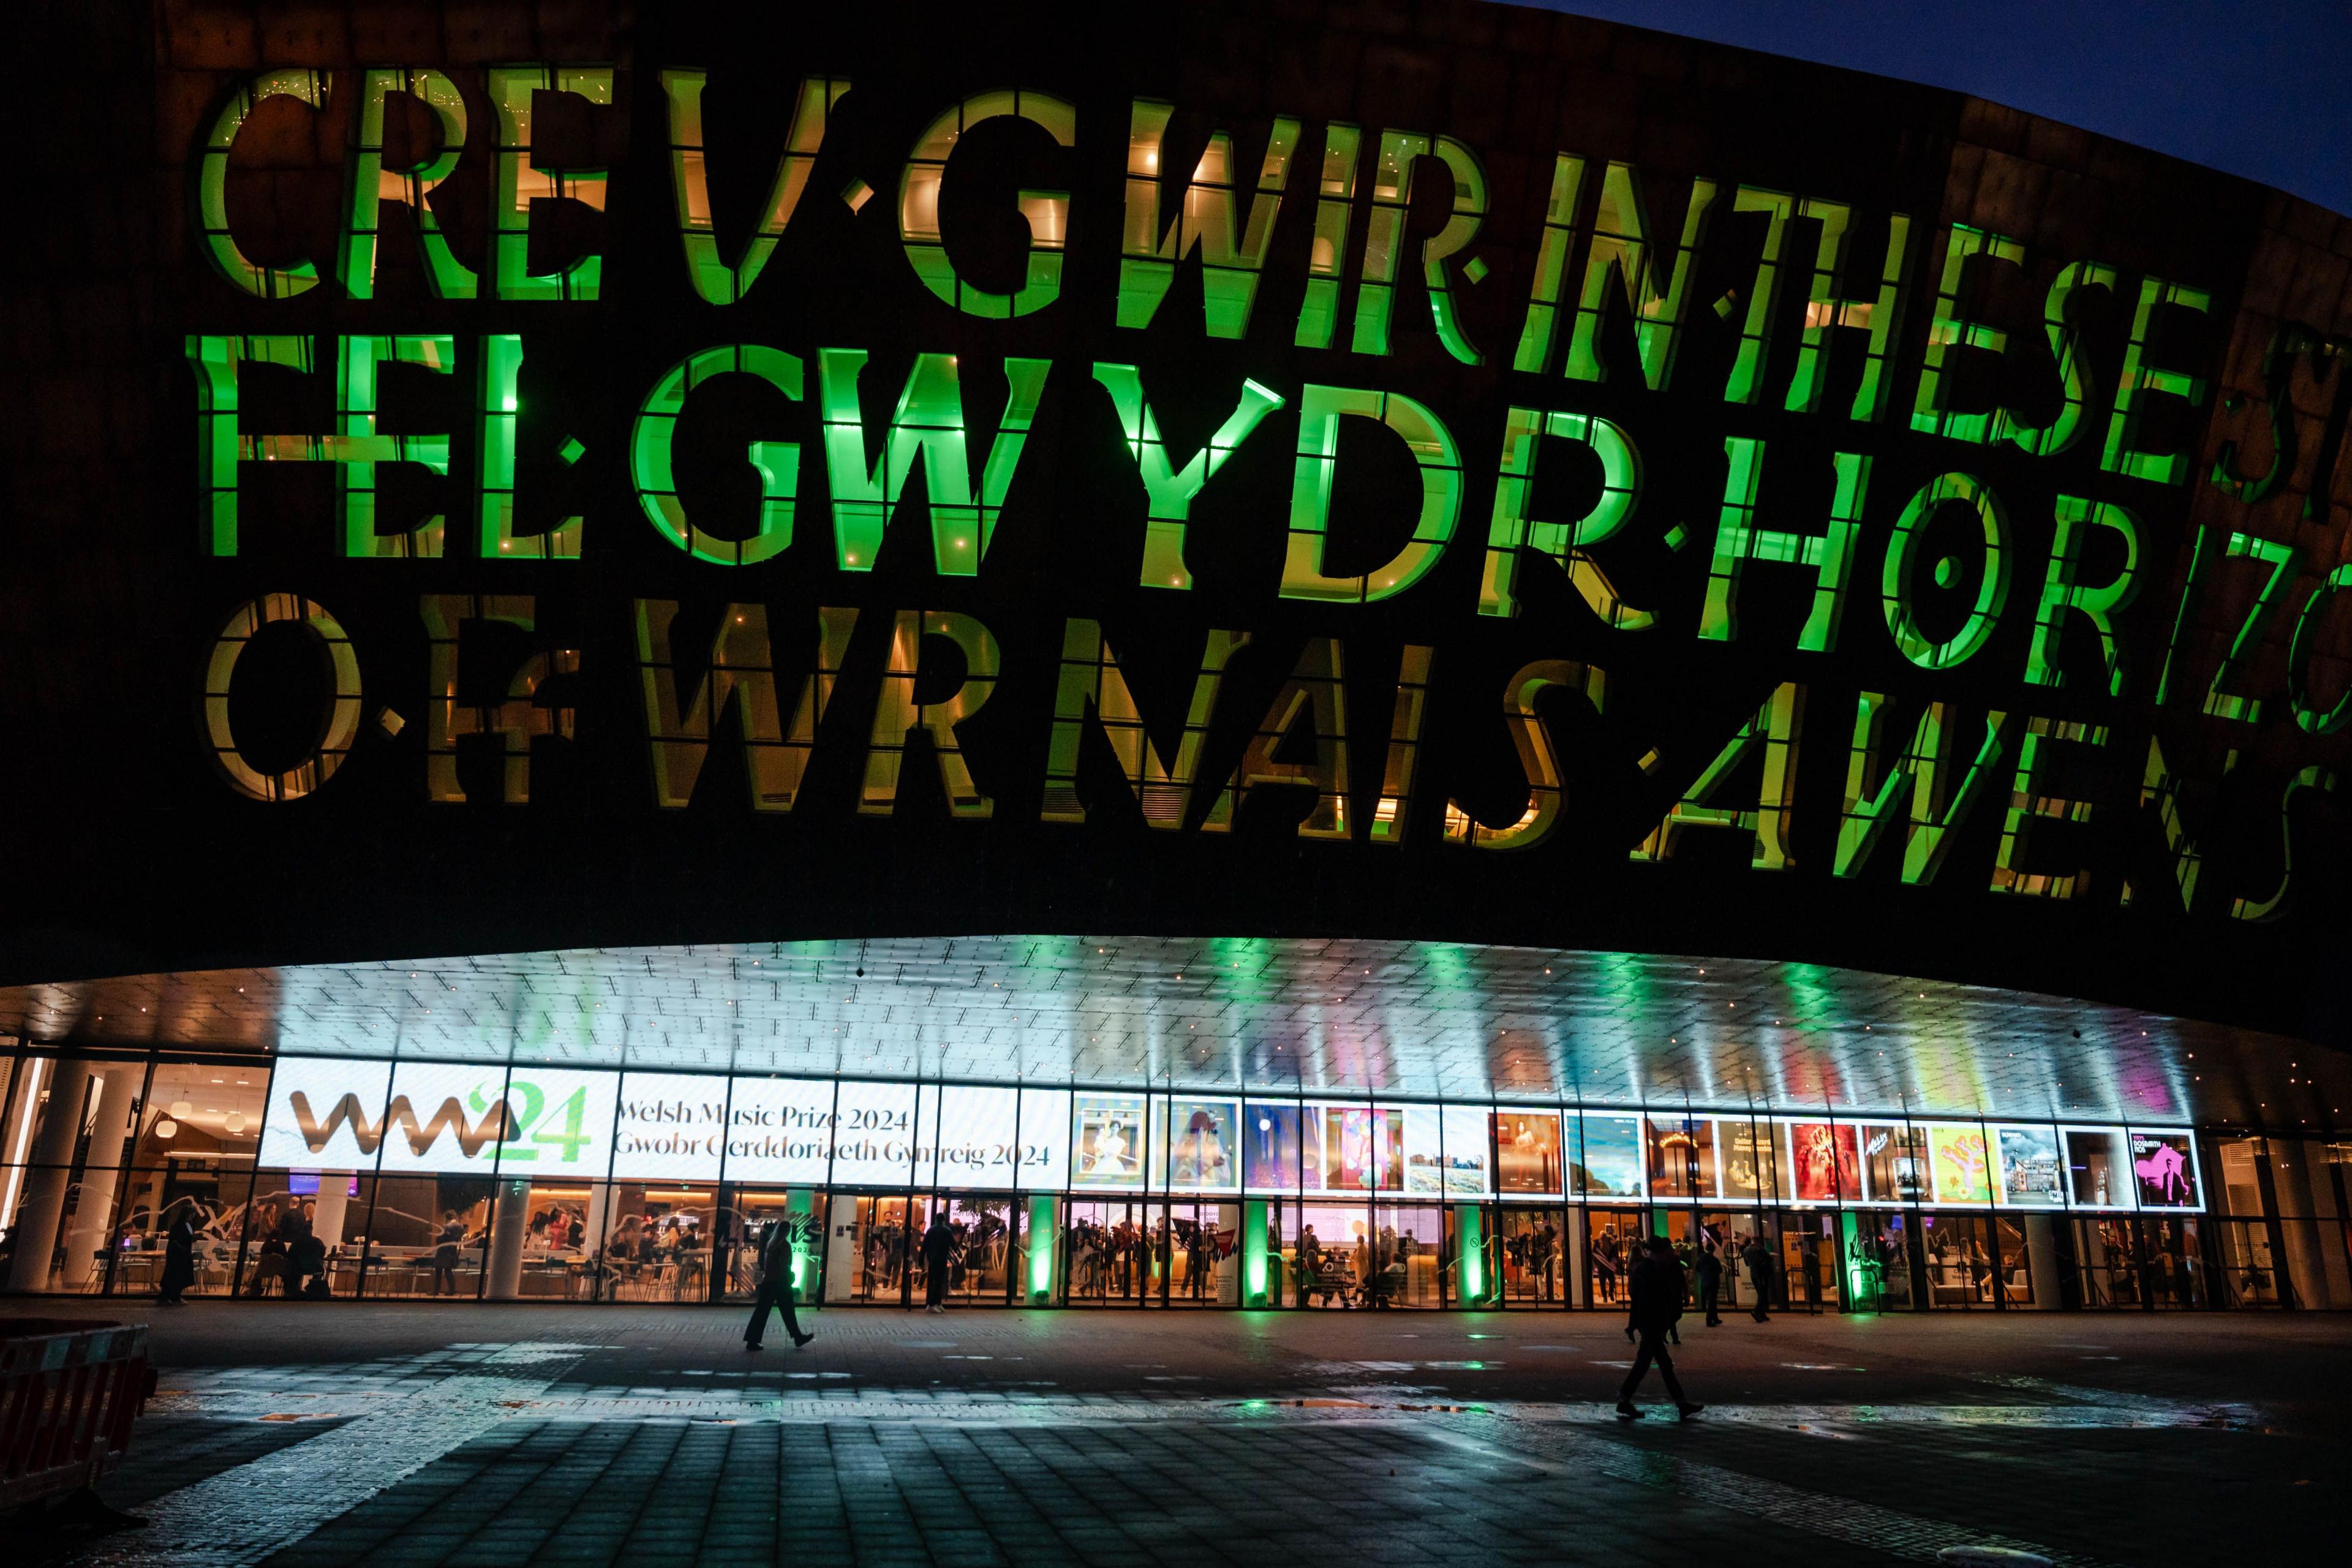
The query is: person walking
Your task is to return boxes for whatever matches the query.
[432,1210,465,1297]
[1617,1235,1703,1421]
[1694,1236,1725,1327]
[1741,1234,1774,1322]
[157,1205,198,1305]
[921,1213,955,1313]
[743,1216,814,1351]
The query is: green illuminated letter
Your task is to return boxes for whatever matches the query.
[633,600,856,810]
[2101,276,2212,484]
[900,91,1076,318]
[1910,225,2026,443]
[864,610,1000,817]
[489,66,614,301]
[633,344,804,566]
[660,70,848,306]
[1351,132,1488,363]
[2288,563,2352,735]
[1283,385,1460,602]
[1833,697,2014,885]
[2002,260,2117,455]
[1784,207,1911,421]
[186,334,310,555]
[1699,438,1869,651]
[198,71,329,298]
[1630,682,1806,869]
[1564,164,1718,390]
[1880,473,2012,670]
[1117,100,1299,337]
[2200,531,2301,723]
[1480,407,1649,627]
[1294,125,1361,349]
[2025,495,2142,693]
[1207,638,1349,837]
[1510,155,1587,374]
[819,350,1050,574]
[480,336,582,560]
[1990,717,2109,899]
[342,69,474,300]
[1092,365,1284,590]
[1444,660,1604,851]
[2230,766,2335,921]
[1041,620,1248,827]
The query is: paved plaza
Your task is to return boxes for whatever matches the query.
[12,1300,2342,1566]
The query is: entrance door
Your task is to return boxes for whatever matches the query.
[1497,1207,1566,1305]
[1063,1199,1150,1304]
[1918,1213,1999,1308]
[1150,1197,1237,1305]
[1584,1207,1644,1307]
[719,1188,826,1305]
[823,1194,916,1305]
[911,1193,1014,1306]
[1776,1212,1838,1313]
[1372,1204,1444,1308]
[1850,1212,1917,1310]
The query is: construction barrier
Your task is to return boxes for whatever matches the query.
[0,1319,154,1512]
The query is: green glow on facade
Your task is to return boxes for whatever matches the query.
[1455,1204,1486,1305]
[1242,1200,1271,1306]
[1028,1194,1058,1301]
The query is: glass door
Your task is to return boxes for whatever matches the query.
[1497,1207,1566,1305]
[1850,1212,1915,1311]
[823,1194,916,1305]
[1372,1204,1444,1308]
[1063,1198,1150,1304]
[1583,1207,1643,1307]
[1152,1196,1236,1305]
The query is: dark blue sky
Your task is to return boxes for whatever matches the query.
[1521,1,2352,214]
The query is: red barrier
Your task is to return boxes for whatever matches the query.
[0,1319,155,1512]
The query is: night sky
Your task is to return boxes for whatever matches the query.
[1524,1,2352,215]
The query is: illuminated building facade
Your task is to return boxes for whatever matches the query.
[1,2,2347,1311]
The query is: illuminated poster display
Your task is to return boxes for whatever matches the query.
[1572,1114,1645,1199]
[915,1084,1021,1187]
[259,1057,391,1170]
[2130,1130,2201,1210]
[1162,1096,1240,1193]
[1719,1118,1779,1202]
[1016,1088,1072,1193]
[1494,1110,1562,1195]
[830,1080,916,1186]
[1245,1101,1302,1192]
[1785,1122,1860,1203]
[611,1071,729,1181]
[1071,1093,1146,1189]
[1400,1104,1444,1195]
[1311,1102,1374,1191]
[1439,1105,1490,1196]
[1996,1125,2065,1207]
[2064,1128,2133,1208]
[1646,1116,1717,1201]
[1858,1122,1928,1204]
[376,1061,513,1175]
[723,1077,837,1184]
[1926,1124,1992,1205]
[1370,1106,1406,1193]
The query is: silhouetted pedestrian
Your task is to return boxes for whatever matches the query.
[1617,1235,1703,1421]
[922,1215,955,1313]
[1694,1238,1724,1326]
[743,1218,813,1351]
[158,1208,198,1305]
[1742,1236,1774,1322]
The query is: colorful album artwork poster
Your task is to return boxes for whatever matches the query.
[1572,1115,1645,1198]
[1493,1111,1562,1194]
[1400,1105,1445,1194]
[1316,1106,1376,1191]
[1164,1098,1240,1192]
[2130,1131,2201,1209]
[1858,1122,1928,1203]
[1996,1126,2064,1207]
[2064,1128,2131,1208]
[1244,1102,1303,1191]
[1298,1106,1329,1190]
[1786,1123,1860,1202]
[1439,1105,1491,1196]
[1927,1125,1992,1204]
[1719,1119,1780,1202]
[1371,1107,1406,1193]
[1071,1094,1147,1189]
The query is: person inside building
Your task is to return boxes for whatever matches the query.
[921,1212,955,1313]
[158,1202,199,1306]
[432,1209,466,1297]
